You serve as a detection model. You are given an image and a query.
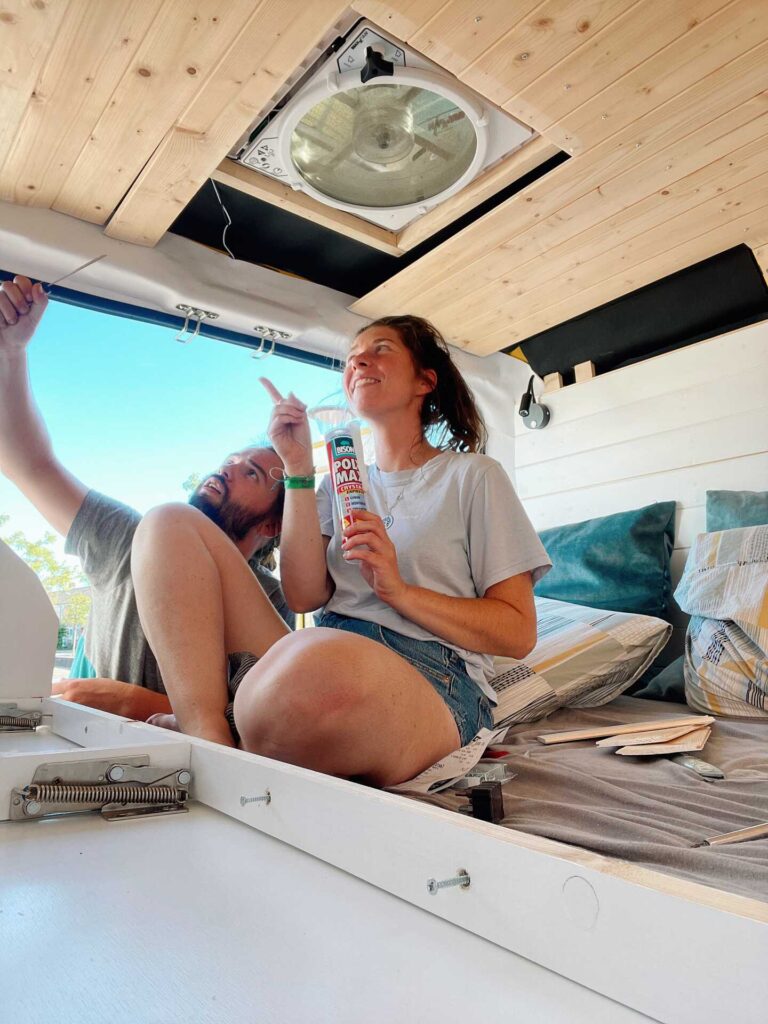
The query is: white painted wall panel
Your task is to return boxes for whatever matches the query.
[513,321,768,659]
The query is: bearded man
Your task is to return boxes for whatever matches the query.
[0,275,291,721]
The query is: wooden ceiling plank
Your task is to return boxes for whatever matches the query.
[348,0,450,42]
[406,96,768,326]
[0,0,163,207]
[503,0,731,141]
[212,160,403,256]
[350,36,768,318]
[104,1,350,247]
[548,0,768,155]
[475,175,768,352]
[51,0,262,225]
[408,0,542,77]
[459,0,639,110]
[459,128,768,338]
[0,0,71,167]
[396,136,561,251]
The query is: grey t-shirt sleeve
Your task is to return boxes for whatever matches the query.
[64,490,141,588]
[316,474,335,537]
[467,461,551,594]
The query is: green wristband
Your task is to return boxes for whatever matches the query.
[283,475,316,489]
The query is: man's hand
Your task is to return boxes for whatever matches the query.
[52,678,173,721]
[0,277,47,353]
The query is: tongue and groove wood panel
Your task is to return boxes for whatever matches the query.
[350,0,768,354]
[1,0,767,356]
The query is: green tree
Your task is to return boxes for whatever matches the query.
[181,472,202,495]
[60,590,91,629]
[2,528,85,591]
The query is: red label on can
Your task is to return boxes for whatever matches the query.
[327,433,367,530]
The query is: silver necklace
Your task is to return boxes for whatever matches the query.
[378,451,443,528]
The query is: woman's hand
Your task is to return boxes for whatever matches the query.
[342,511,409,607]
[0,276,47,354]
[259,378,313,475]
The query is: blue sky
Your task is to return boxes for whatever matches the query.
[0,298,342,558]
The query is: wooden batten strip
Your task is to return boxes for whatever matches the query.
[0,0,163,208]
[51,0,263,226]
[542,372,563,393]
[0,0,69,174]
[574,361,595,383]
[105,0,349,247]
[211,160,403,256]
[396,137,561,251]
[754,242,768,284]
[537,716,714,745]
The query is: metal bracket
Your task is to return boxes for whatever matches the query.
[10,756,192,822]
[175,304,219,343]
[0,703,42,732]
[252,325,292,358]
[452,763,516,791]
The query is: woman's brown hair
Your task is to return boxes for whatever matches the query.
[356,315,487,453]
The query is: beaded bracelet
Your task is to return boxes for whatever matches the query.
[283,474,316,489]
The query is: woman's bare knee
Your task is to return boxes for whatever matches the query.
[233,631,371,760]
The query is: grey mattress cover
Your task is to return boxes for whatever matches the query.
[413,696,768,901]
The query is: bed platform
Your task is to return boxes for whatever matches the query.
[2,540,767,1024]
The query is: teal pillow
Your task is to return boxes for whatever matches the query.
[535,501,676,619]
[706,489,768,532]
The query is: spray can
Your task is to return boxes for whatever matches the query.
[325,423,368,530]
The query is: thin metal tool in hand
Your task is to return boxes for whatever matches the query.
[44,254,107,293]
[692,821,768,848]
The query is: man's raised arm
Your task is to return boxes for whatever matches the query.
[0,276,87,536]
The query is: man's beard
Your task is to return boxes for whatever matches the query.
[189,480,265,542]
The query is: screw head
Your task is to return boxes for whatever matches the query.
[427,879,438,895]
[25,800,42,816]
[107,765,125,782]
[176,770,191,786]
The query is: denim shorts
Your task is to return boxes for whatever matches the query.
[317,611,494,746]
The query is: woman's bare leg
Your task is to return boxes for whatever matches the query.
[131,503,288,746]
[234,628,461,787]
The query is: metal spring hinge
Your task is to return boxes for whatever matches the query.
[0,703,42,732]
[10,756,192,822]
[175,304,219,343]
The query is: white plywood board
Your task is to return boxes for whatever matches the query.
[188,741,768,1024]
[0,540,57,700]
[0,804,656,1024]
[515,367,767,468]
[515,323,768,432]
[517,407,768,499]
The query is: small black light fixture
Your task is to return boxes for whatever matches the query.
[518,375,550,430]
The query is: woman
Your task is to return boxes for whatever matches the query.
[134,316,550,786]
[239,316,550,784]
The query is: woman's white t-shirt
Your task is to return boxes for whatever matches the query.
[316,451,551,701]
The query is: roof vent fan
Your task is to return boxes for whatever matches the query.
[236,22,534,230]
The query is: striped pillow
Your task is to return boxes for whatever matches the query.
[490,597,671,728]
[674,525,768,717]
